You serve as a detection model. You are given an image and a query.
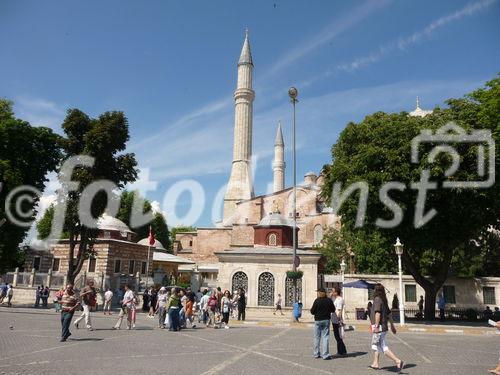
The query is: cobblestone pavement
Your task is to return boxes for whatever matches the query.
[0,308,498,375]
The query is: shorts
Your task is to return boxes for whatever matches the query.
[276,304,282,310]
[371,331,389,353]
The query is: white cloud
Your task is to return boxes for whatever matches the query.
[263,0,392,77]
[335,0,496,73]
[14,97,66,131]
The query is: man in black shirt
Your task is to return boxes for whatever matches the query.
[310,287,335,360]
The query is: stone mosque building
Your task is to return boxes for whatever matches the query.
[174,32,339,308]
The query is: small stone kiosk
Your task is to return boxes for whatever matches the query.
[215,209,321,310]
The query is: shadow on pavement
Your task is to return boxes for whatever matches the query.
[339,351,367,358]
[380,363,416,373]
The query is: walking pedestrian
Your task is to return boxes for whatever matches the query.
[41,286,50,308]
[237,288,246,321]
[206,290,218,328]
[369,283,404,372]
[231,290,239,318]
[200,289,210,325]
[74,279,97,331]
[221,290,231,329]
[148,287,157,318]
[488,321,500,374]
[274,293,284,315]
[166,288,181,331]
[156,287,168,328]
[330,286,347,356]
[35,285,43,307]
[438,292,446,320]
[310,287,335,360]
[185,292,196,328]
[179,289,187,328]
[0,283,7,304]
[59,283,80,342]
[418,295,424,319]
[6,284,13,307]
[103,288,113,315]
[113,284,135,330]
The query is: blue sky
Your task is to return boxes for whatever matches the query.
[1,0,499,229]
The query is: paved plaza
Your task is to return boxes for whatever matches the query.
[0,307,498,375]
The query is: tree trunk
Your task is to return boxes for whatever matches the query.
[402,248,453,321]
[423,284,437,321]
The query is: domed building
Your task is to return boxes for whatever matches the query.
[215,208,321,309]
[23,213,193,291]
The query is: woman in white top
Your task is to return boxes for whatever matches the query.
[330,286,347,355]
[113,284,134,330]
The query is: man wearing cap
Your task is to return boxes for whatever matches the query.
[310,287,335,360]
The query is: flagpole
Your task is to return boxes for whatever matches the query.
[145,245,151,290]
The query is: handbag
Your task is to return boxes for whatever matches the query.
[339,324,345,339]
[371,332,381,346]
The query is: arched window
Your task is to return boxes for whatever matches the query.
[267,233,277,246]
[313,224,323,245]
[258,272,275,306]
[232,271,248,293]
[285,276,303,307]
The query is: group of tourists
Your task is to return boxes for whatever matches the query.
[142,285,248,331]
[0,283,14,307]
[310,283,405,373]
[55,281,248,341]
[35,285,50,308]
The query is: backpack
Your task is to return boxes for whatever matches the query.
[208,297,217,311]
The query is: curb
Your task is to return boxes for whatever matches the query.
[230,320,499,335]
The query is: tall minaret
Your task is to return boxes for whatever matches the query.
[273,121,285,192]
[223,30,255,223]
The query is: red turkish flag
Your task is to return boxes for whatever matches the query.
[148,226,155,246]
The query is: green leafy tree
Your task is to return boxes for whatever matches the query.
[0,99,61,271]
[321,76,499,319]
[51,109,138,283]
[116,190,170,250]
[38,191,170,251]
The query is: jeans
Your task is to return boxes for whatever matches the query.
[179,308,186,327]
[158,306,166,327]
[61,311,74,339]
[222,312,230,325]
[332,323,347,355]
[74,304,92,329]
[313,319,331,359]
[168,307,180,331]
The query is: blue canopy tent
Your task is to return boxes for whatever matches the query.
[342,279,376,289]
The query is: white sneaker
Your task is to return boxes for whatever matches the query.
[224,325,229,329]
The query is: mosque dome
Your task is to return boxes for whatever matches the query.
[137,238,166,250]
[258,212,293,227]
[97,213,133,234]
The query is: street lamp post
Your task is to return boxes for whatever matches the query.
[288,87,298,303]
[394,238,405,326]
[340,259,346,321]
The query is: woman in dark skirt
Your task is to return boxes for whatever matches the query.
[148,287,158,317]
[142,288,150,312]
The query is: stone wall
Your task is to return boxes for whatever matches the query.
[323,273,500,314]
